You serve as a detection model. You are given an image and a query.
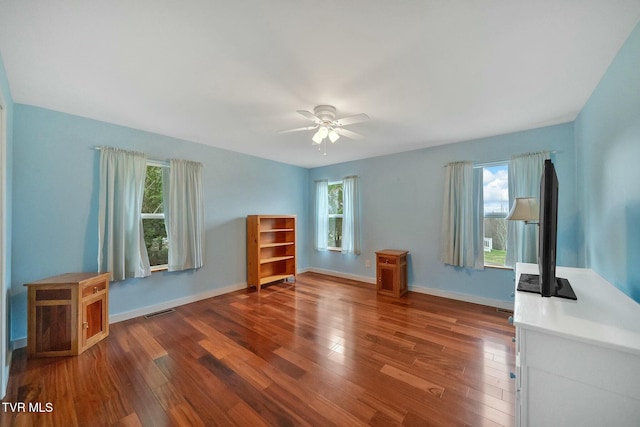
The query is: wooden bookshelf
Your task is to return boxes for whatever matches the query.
[247,215,296,292]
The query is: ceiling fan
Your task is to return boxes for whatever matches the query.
[278,105,369,145]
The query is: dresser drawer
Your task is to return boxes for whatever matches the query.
[377,255,397,265]
[82,280,107,298]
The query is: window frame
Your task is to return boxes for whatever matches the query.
[477,161,511,269]
[141,161,169,272]
[327,180,343,251]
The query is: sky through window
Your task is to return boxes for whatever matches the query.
[483,164,509,214]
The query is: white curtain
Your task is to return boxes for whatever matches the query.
[315,179,328,251]
[341,175,360,254]
[506,151,550,266]
[98,147,150,281]
[163,159,204,271]
[471,167,484,269]
[440,161,484,269]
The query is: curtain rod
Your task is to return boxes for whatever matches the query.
[92,146,169,167]
[444,150,559,167]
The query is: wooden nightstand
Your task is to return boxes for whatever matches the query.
[376,250,408,297]
[24,272,110,357]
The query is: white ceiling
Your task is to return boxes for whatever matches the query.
[1,1,639,168]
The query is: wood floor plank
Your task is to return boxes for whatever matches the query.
[227,401,270,427]
[2,272,515,426]
[153,354,237,425]
[357,391,407,424]
[127,323,168,361]
[167,402,206,427]
[308,394,369,427]
[379,364,445,397]
[112,412,144,427]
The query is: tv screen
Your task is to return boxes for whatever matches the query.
[518,159,577,300]
[538,159,559,297]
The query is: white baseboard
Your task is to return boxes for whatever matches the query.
[11,338,27,351]
[104,269,318,324]
[108,281,248,324]
[409,285,514,311]
[306,267,376,285]
[306,268,513,310]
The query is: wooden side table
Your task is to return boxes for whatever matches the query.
[376,250,408,297]
[24,272,110,357]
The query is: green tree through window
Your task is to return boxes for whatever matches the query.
[142,166,168,267]
[328,182,343,249]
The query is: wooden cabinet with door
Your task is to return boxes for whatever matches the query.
[376,250,408,297]
[25,272,110,357]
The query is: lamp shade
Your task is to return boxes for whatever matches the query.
[506,197,539,223]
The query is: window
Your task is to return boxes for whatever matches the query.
[141,165,168,269]
[482,163,509,267]
[327,181,343,249]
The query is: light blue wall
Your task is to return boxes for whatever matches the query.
[8,21,638,344]
[309,123,577,305]
[575,21,640,302]
[10,105,309,341]
[1,52,14,397]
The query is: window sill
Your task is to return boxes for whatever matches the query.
[150,265,168,273]
[328,247,342,252]
[484,264,513,271]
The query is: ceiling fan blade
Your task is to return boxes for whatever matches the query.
[277,125,318,134]
[334,113,370,127]
[297,110,322,124]
[335,127,364,140]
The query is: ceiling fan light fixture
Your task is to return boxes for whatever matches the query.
[328,128,340,143]
[312,126,328,144]
[279,105,369,153]
[311,132,322,144]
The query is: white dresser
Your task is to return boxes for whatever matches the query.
[513,263,640,427]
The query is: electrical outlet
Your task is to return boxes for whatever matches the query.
[365,259,371,268]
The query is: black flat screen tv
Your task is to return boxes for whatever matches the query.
[517,159,577,300]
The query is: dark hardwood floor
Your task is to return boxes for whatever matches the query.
[1,272,516,426]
